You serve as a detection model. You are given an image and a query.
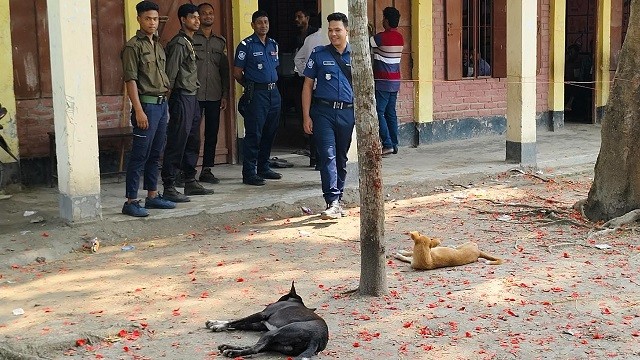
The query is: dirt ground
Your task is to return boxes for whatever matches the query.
[1,170,640,360]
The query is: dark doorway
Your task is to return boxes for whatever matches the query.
[564,0,596,123]
[258,0,320,149]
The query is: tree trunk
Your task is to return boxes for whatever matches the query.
[348,0,387,296]
[584,0,640,221]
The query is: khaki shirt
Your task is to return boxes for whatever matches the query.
[121,30,170,96]
[165,30,200,95]
[193,29,229,102]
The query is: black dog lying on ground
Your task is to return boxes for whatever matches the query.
[205,282,329,359]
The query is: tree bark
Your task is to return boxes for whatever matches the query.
[584,0,640,221]
[348,0,387,296]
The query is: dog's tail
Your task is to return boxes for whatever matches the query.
[478,251,503,265]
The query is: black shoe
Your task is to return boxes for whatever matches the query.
[163,186,190,202]
[258,170,282,180]
[184,180,215,195]
[393,145,398,154]
[309,159,317,168]
[199,168,220,184]
[175,171,185,188]
[243,175,266,186]
[382,147,394,155]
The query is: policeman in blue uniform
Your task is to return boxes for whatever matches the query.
[233,10,282,186]
[301,12,355,220]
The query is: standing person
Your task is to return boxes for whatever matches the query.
[233,10,282,186]
[193,2,229,185]
[121,0,175,217]
[370,6,404,155]
[293,11,325,169]
[162,3,214,202]
[301,12,354,220]
[292,9,319,52]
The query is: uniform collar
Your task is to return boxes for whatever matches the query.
[250,33,270,44]
[179,29,194,42]
[195,28,220,39]
[136,29,158,41]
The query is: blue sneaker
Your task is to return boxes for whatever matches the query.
[122,200,149,217]
[145,195,176,209]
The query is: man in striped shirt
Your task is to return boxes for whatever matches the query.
[370,7,404,155]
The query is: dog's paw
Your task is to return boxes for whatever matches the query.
[206,320,229,331]
[220,347,242,357]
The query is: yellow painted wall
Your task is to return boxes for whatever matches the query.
[0,1,19,163]
[231,0,258,138]
[412,0,433,123]
[123,0,139,40]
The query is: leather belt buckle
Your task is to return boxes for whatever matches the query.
[333,102,343,110]
[267,83,276,90]
[157,95,166,104]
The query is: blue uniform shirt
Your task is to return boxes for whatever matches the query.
[303,44,353,103]
[234,33,279,84]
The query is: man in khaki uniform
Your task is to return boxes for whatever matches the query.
[193,2,229,184]
[121,0,175,217]
[161,3,214,202]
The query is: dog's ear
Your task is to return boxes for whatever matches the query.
[409,231,421,242]
[289,281,297,296]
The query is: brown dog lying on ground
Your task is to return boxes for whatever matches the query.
[394,231,503,270]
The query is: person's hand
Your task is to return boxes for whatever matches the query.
[368,22,375,37]
[220,97,228,111]
[135,109,149,130]
[303,115,313,135]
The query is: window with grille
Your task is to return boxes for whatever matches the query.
[445,0,506,80]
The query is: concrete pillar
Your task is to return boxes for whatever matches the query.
[594,0,611,123]
[548,0,566,131]
[0,1,19,182]
[412,0,434,126]
[231,0,258,149]
[505,0,537,166]
[47,0,102,222]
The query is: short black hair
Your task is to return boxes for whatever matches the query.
[295,9,311,17]
[383,7,401,28]
[252,10,269,23]
[327,12,348,27]
[178,3,198,20]
[197,3,214,12]
[136,1,159,15]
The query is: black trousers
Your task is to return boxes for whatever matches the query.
[199,100,222,168]
[162,92,201,186]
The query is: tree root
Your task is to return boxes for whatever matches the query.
[601,209,640,228]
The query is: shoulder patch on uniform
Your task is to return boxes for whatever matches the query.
[238,51,246,60]
[307,58,314,68]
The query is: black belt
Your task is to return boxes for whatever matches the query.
[253,82,277,90]
[315,99,353,109]
[139,94,167,104]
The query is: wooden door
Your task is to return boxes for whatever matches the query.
[156,0,236,165]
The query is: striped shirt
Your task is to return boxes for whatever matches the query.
[370,28,404,92]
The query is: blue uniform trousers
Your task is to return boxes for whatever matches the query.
[310,103,355,204]
[125,102,168,199]
[375,90,399,149]
[242,88,281,178]
[162,92,201,186]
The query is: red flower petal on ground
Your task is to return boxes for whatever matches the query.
[172,308,181,316]
[403,321,413,328]
[352,342,360,347]
[123,346,130,352]
[593,333,604,339]
[118,329,128,337]
[201,291,209,298]
[601,307,612,315]
[75,339,86,347]
[631,330,640,337]
[236,278,244,282]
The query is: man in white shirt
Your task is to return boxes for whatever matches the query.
[294,27,329,168]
